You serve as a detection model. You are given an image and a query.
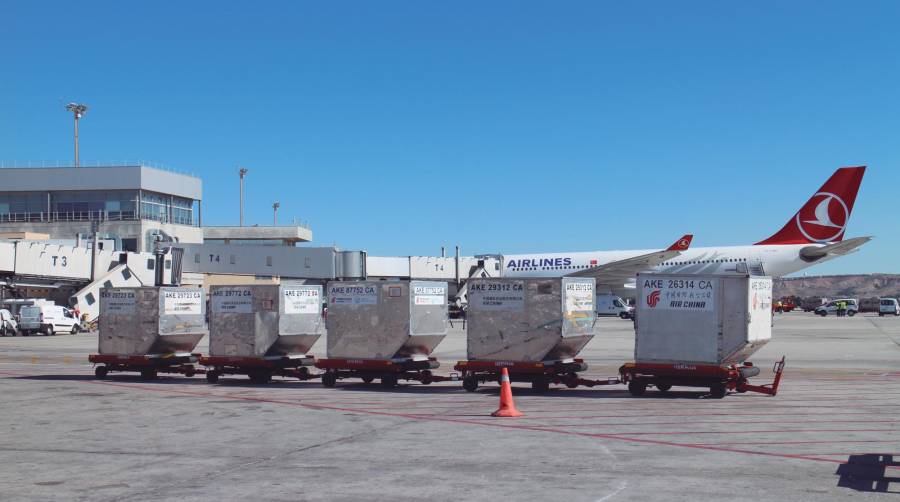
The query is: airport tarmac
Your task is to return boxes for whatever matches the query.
[0,313,898,501]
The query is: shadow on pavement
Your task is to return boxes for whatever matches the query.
[836,454,900,493]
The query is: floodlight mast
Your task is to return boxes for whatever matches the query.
[239,167,249,226]
[273,201,280,225]
[65,103,88,167]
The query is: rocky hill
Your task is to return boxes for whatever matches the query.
[774,274,900,299]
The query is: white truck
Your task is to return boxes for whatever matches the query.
[596,294,634,319]
[19,304,82,336]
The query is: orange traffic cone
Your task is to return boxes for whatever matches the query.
[492,367,524,417]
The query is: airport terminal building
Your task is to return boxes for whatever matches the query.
[0,165,203,252]
[0,165,312,251]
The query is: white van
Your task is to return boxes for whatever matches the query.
[0,309,18,336]
[596,294,634,319]
[19,304,82,336]
[879,298,900,316]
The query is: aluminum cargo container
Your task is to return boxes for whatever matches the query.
[466,277,596,361]
[208,284,324,357]
[325,280,448,359]
[99,287,207,355]
[635,273,772,365]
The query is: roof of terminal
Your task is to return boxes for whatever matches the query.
[0,165,202,200]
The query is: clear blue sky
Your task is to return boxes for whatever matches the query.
[2,1,898,274]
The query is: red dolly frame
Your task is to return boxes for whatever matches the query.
[315,357,457,389]
[89,353,204,380]
[200,354,318,384]
[619,356,786,399]
[454,359,620,392]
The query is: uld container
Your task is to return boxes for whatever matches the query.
[99,286,207,355]
[634,273,772,365]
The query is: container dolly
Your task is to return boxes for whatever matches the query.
[455,358,621,392]
[315,356,458,389]
[201,354,318,384]
[89,353,203,380]
[619,356,786,399]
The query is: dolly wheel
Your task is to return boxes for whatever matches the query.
[420,370,433,385]
[296,367,310,380]
[140,369,158,380]
[184,367,196,378]
[94,366,108,379]
[361,376,374,384]
[462,375,478,392]
[206,371,220,384]
[249,371,272,384]
[381,374,398,389]
[710,384,727,399]
[628,380,647,397]
[656,383,672,392]
[532,378,550,393]
[322,371,337,387]
[565,373,580,389]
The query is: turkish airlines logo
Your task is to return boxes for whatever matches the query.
[795,192,849,243]
[677,239,689,249]
[646,290,661,308]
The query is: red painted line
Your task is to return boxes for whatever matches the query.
[601,428,900,436]
[525,419,900,428]
[690,439,900,447]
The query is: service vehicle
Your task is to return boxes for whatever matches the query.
[596,294,634,319]
[19,304,82,336]
[0,309,18,336]
[879,298,900,316]
[815,298,859,317]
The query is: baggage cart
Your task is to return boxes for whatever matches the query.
[456,277,617,391]
[316,280,451,388]
[204,284,324,383]
[89,287,207,379]
[626,273,785,398]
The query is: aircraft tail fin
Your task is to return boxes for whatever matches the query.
[755,166,865,245]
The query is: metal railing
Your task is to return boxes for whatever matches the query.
[0,210,195,225]
[0,161,198,178]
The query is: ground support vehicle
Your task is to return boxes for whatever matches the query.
[316,356,457,388]
[619,356,786,399]
[89,353,203,380]
[202,354,318,384]
[455,358,620,392]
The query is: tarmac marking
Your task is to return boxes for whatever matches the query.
[1,371,887,470]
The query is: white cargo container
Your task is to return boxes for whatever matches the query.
[635,273,772,365]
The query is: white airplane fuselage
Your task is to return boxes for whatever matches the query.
[502,244,822,280]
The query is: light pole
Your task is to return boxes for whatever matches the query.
[65,103,88,167]
[239,167,248,226]
[273,201,280,225]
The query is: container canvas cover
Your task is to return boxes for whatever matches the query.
[325,280,448,359]
[466,277,596,361]
[99,287,207,355]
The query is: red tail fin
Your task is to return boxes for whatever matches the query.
[756,166,865,245]
[667,234,693,251]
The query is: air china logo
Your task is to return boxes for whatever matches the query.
[646,290,661,308]
[796,192,849,243]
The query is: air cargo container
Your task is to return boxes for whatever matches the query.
[90,287,207,379]
[203,284,324,384]
[620,273,785,398]
[457,277,617,392]
[316,280,454,388]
